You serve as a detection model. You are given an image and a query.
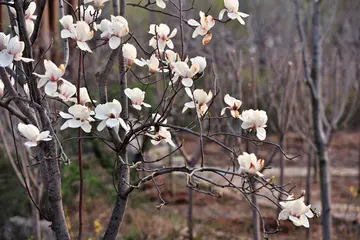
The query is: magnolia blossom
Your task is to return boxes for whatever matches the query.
[84,0,109,8]
[14,19,34,37]
[59,17,94,52]
[240,109,268,140]
[10,2,37,37]
[187,11,215,45]
[164,49,181,69]
[171,56,206,87]
[156,0,168,8]
[0,36,34,67]
[138,54,168,73]
[122,43,142,67]
[18,123,52,148]
[149,24,177,51]
[34,59,66,96]
[55,80,76,101]
[219,0,249,24]
[278,194,314,228]
[80,5,101,26]
[124,88,151,110]
[60,104,94,133]
[98,15,129,49]
[221,94,242,118]
[94,99,129,132]
[182,88,212,118]
[237,152,264,176]
[146,114,175,147]
[147,127,175,147]
[70,87,93,105]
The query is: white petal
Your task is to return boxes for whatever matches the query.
[109,36,121,50]
[219,9,227,20]
[182,78,193,87]
[256,127,266,140]
[97,120,107,131]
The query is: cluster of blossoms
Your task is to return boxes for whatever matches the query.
[9,2,37,37]
[8,0,313,229]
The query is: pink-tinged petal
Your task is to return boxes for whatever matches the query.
[59,112,73,119]
[106,118,119,128]
[278,209,290,220]
[25,141,38,148]
[219,9,227,20]
[97,120,107,131]
[202,32,212,45]
[0,52,14,67]
[237,14,246,25]
[187,19,200,27]
[36,131,51,141]
[241,121,253,129]
[68,119,82,128]
[60,120,70,130]
[167,40,174,49]
[118,118,129,132]
[109,36,121,49]
[256,127,266,140]
[132,104,142,110]
[220,107,228,116]
[37,78,48,88]
[44,82,58,96]
[77,41,92,53]
[230,110,240,118]
[181,78,193,87]
[169,28,177,38]
[20,57,34,63]
[142,102,151,108]
[81,122,92,133]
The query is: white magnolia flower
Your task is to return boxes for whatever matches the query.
[237,152,264,176]
[59,18,94,52]
[221,94,242,118]
[156,0,168,9]
[182,88,212,118]
[149,24,177,51]
[80,5,101,26]
[164,49,181,69]
[138,54,168,73]
[60,104,94,133]
[18,123,52,148]
[219,0,249,24]
[171,56,206,87]
[0,33,10,51]
[187,11,215,45]
[69,87,94,105]
[240,109,268,140]
[124,88,151,110]
[14,19,34,37]
[98,15,129,49]
[147,127,175,147]
[34,59,66,96]
[146,113,174,147]
[94,99,129,132]
[278,194,314,228]
[56,80,76,101]
[59,15,76,38]
[0,36,34,67]
[122,43,142,67]
[10,2,37,20]
[84,0,109,8]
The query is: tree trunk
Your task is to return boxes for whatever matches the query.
[188,187,193,240]
[310,1,332,239]
[32,203,41,240]
[306,144,313,240]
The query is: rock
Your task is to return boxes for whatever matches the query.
[2,216,56,240]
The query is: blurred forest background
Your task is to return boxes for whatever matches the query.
[0,0,360,239]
